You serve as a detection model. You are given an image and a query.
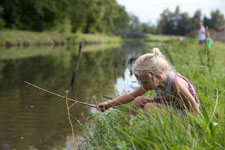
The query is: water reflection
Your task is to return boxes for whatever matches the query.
[115,68,139,95]
[0,41,145,150]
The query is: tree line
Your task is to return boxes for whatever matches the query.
[0,0,130,33]
[157,6,225,35]
[0,0,224,35]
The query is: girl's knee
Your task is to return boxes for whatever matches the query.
[144,103,155,112]
[132,96,146,107]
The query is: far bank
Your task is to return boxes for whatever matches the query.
[0,30,122,47]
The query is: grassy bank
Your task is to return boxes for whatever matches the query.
[144,34,178,42]
[0,30,121,47]
[0,42,121,60]
[78,38,225,149]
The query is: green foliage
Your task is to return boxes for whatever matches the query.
[0,1,224,35]
[158,6,225,35]
[191,9,202,29]
[79,37,225,149]
[129,14,141,32]
[128,14,157,34]
[0,6,5,30]
[1,0,69,31]
[209,9,225,30]
[0,0,130,33]
[204,9,225,30]
[0,17,5,30]
[158,6,193,35]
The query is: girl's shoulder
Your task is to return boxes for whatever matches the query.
[171,74,189,93]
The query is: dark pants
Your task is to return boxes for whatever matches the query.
[198,40,204,45]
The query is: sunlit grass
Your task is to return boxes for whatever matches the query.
[0,46,65,60]
[144,34,177,42]
[0,42,121,60]
[0,30,121,46]
[78,37,225,150]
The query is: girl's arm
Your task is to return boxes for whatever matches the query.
[98,87,146,112]
[174,78,199,117]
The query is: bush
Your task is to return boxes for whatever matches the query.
[0,17,5,30]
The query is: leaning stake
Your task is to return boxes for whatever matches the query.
[24,81,97,108]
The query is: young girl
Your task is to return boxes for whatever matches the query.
[204,27,211,51]
[98,48,199,117]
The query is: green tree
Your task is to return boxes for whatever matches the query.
[157,8,174,35]
[129,14,142,32]
[192,9,202,29]
[158,6,194,35]
[0,0,70,31]
[1,0,21,29]
[177,12,192,35]
[210,9,225,29]
[0,5,5,30]
[113,5,130,32]
[0,0,130,33]
[203,16,211,28]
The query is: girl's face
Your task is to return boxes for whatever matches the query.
[136,73,156,90]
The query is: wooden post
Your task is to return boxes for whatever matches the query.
[71,42,83,88]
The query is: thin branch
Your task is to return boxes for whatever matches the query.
[24,81,97,108]
[102,95,113,100]
[65,90,75,142]
[69,101,79,109]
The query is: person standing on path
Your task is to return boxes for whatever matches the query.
[198,22,206,47]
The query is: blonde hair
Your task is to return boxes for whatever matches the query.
[133,48,174,83]
[205,27,210,38]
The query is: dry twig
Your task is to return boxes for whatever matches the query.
[24,81,97,108]
[65,90,75,142]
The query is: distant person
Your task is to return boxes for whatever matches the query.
[204,27,211,51]
[198,22,206,46]
[97,48,200,119]
[204,27,211,67]
[177,36,183,42]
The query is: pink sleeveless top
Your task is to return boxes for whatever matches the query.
[153,72,200,110]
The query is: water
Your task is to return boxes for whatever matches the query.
[0,41,145,150]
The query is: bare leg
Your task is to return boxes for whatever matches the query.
[128,96,153,118]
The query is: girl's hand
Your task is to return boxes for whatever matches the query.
[97,101,111,112]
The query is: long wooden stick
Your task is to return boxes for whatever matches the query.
[24,81,97,108]
[71,42,83,88]
[103,95,112,100]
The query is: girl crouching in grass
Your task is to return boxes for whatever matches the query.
[98,48,200,118]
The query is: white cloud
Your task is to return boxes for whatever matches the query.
[117,0,225,24]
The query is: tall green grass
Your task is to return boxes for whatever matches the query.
[78,38,225,150]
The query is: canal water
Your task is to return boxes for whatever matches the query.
[0,41,148,150]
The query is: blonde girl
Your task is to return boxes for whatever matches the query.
[98,48,199,117]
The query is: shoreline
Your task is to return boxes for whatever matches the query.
[0,30,122,47]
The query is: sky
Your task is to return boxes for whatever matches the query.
[117,0,225,25]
